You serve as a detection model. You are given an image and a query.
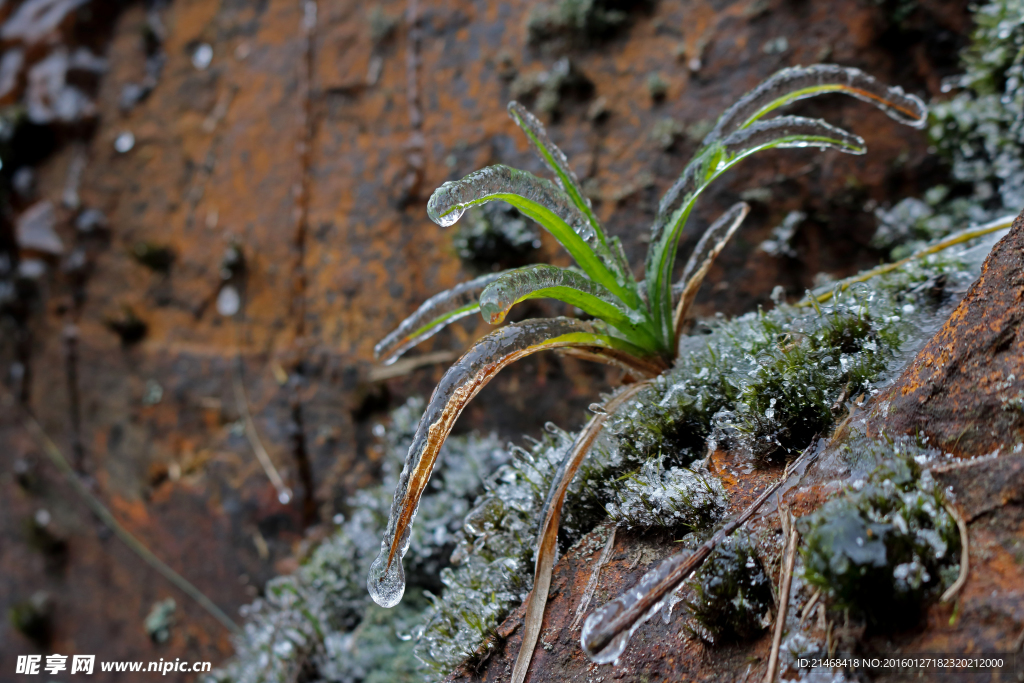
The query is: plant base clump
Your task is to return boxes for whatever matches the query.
[798,449,960,629]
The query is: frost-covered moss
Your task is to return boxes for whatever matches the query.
[684,533,773,643]
[876,0,1024,257]
[414,429,571,675]
[610,256,963,468]
[604,456,724,530]
[799,445,960,628]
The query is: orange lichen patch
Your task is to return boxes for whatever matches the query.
[874,209,1024,457]
[709,448,781,514]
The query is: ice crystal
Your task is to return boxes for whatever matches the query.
[604,456,725,530]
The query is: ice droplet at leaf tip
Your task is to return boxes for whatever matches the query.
[367,547,406,608]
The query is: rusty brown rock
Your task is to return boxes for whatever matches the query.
[874,208,1024,457]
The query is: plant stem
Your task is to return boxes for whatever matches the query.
[805,215,1016,306]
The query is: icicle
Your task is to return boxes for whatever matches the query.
[581,551,694,664]
[374,271,508,365]
[704,64,928,145]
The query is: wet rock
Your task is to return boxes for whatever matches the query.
[874,209,1024,456]
[0,0,88,47]
[15,200,63,255]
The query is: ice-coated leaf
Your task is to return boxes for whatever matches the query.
[704,63,928,144]
[367,318,650,609]
[508,101,605,244]
[646,117,865,345]
[427,165,627,298]
[672,202,750,338]
[478,264,658,349]
[374,271,509,365]
[512,381,650,683]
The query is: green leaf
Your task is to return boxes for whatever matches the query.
[479,264,661,351]
[375,271,510,364]
[427,165,634,303]
[704,64,927,144]
[507,101,607,245]
[645,116,866,346]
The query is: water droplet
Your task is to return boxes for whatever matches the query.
[192,43,213,70]
[367,547,406,608]
[278,489,292,504]
[216,284,240,316]
[114,131,135,153]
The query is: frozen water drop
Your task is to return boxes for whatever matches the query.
[217,284,240,316]
[367,547,406,608]
[114,131,135,153]
[192,43,213,70]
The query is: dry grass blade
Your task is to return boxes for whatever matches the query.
[672,202,749,342]
[367,350,459,382]
[7,391,240,633]
[765,521,799,683]
[511,381,649,683]
[807,214,1015,306]
[940,501,970,603]
[799,588,822,629]
[570,526,617,631]
[233,355,292,504]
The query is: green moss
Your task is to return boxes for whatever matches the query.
[798,447,960,629]
[684,533,773,643]
[452,203,540,274]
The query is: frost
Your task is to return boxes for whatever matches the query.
[604,457,724,530]
[760,210,806,258]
